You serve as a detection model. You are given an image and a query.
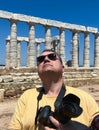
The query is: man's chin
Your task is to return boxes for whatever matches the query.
[42,69,55,74]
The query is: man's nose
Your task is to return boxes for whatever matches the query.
[44,55,49,61]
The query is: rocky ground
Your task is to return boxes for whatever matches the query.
[0,84,99,130]
[0,99,17,130]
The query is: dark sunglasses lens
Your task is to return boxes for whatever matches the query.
[37,56,45,63]
[48,53,56,60]
[37,53,57,64]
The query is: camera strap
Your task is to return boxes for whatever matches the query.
[54,84,66,110]
[35,84,66,128]
[35,87,44,127]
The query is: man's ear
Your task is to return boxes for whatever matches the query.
[62,65,65,72]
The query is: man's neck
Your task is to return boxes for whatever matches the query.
[42,80,64,96]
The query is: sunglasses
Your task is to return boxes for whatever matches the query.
[37,53,58,65]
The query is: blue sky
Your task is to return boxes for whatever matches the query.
[0,0,99,66]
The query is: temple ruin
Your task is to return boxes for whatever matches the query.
[0,10,99,68]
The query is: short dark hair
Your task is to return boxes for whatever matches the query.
[41,49,63,64]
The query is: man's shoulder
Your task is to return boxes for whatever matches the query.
[22,86,43,95]
[66,85,90,96]
[66,85,97,102]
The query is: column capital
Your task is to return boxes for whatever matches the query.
[84,31,90,35]
[44,25,51,29]
[28,22,35,26]
[72,29,80,34]
[10,19,18,23]
[58,27,65,31]
[95,33,99,37]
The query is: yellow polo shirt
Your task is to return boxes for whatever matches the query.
[8,86,99,130]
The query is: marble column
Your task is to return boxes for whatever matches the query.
[17,41,21,67]
[94,33,99,67]
[6,40,10,67]
[36,43,40,58]
[72,31,79,67]
[45,26,51,49]
[10,20,17,68]
[84,32,90,67]
[27,23,36,67]
[59,29,66,65]
[51,40,60,53]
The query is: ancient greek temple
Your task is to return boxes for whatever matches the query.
[0,10,99,68]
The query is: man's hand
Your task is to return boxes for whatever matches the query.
[43,116,90,130]
[43,116,75,130]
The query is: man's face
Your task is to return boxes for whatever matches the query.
[37,51,64,75]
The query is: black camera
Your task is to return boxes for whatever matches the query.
[37,93,83,128]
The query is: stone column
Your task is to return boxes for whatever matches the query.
[36,43,40,57]
[51,40,55,51]
[94,33,99,67]
[84,32,90,67]
[10,20,17,68]
[6,40,10,67]
[45,26,51,49]
[51,40,60,53]
[55,40,60,53]
[59,29,66,65]
[17,41,21,67]
[72,31,79,67]
[27,23,36,67]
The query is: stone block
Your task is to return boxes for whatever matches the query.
[0,89,5,102]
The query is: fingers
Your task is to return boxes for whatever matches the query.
[49,116,61,128]
[44,126,55,130]
[49,116,62,130]
[43,116,63,130]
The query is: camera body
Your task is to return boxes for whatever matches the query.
[37,93,83,128]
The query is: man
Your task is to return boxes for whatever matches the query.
[8,49,99,130]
